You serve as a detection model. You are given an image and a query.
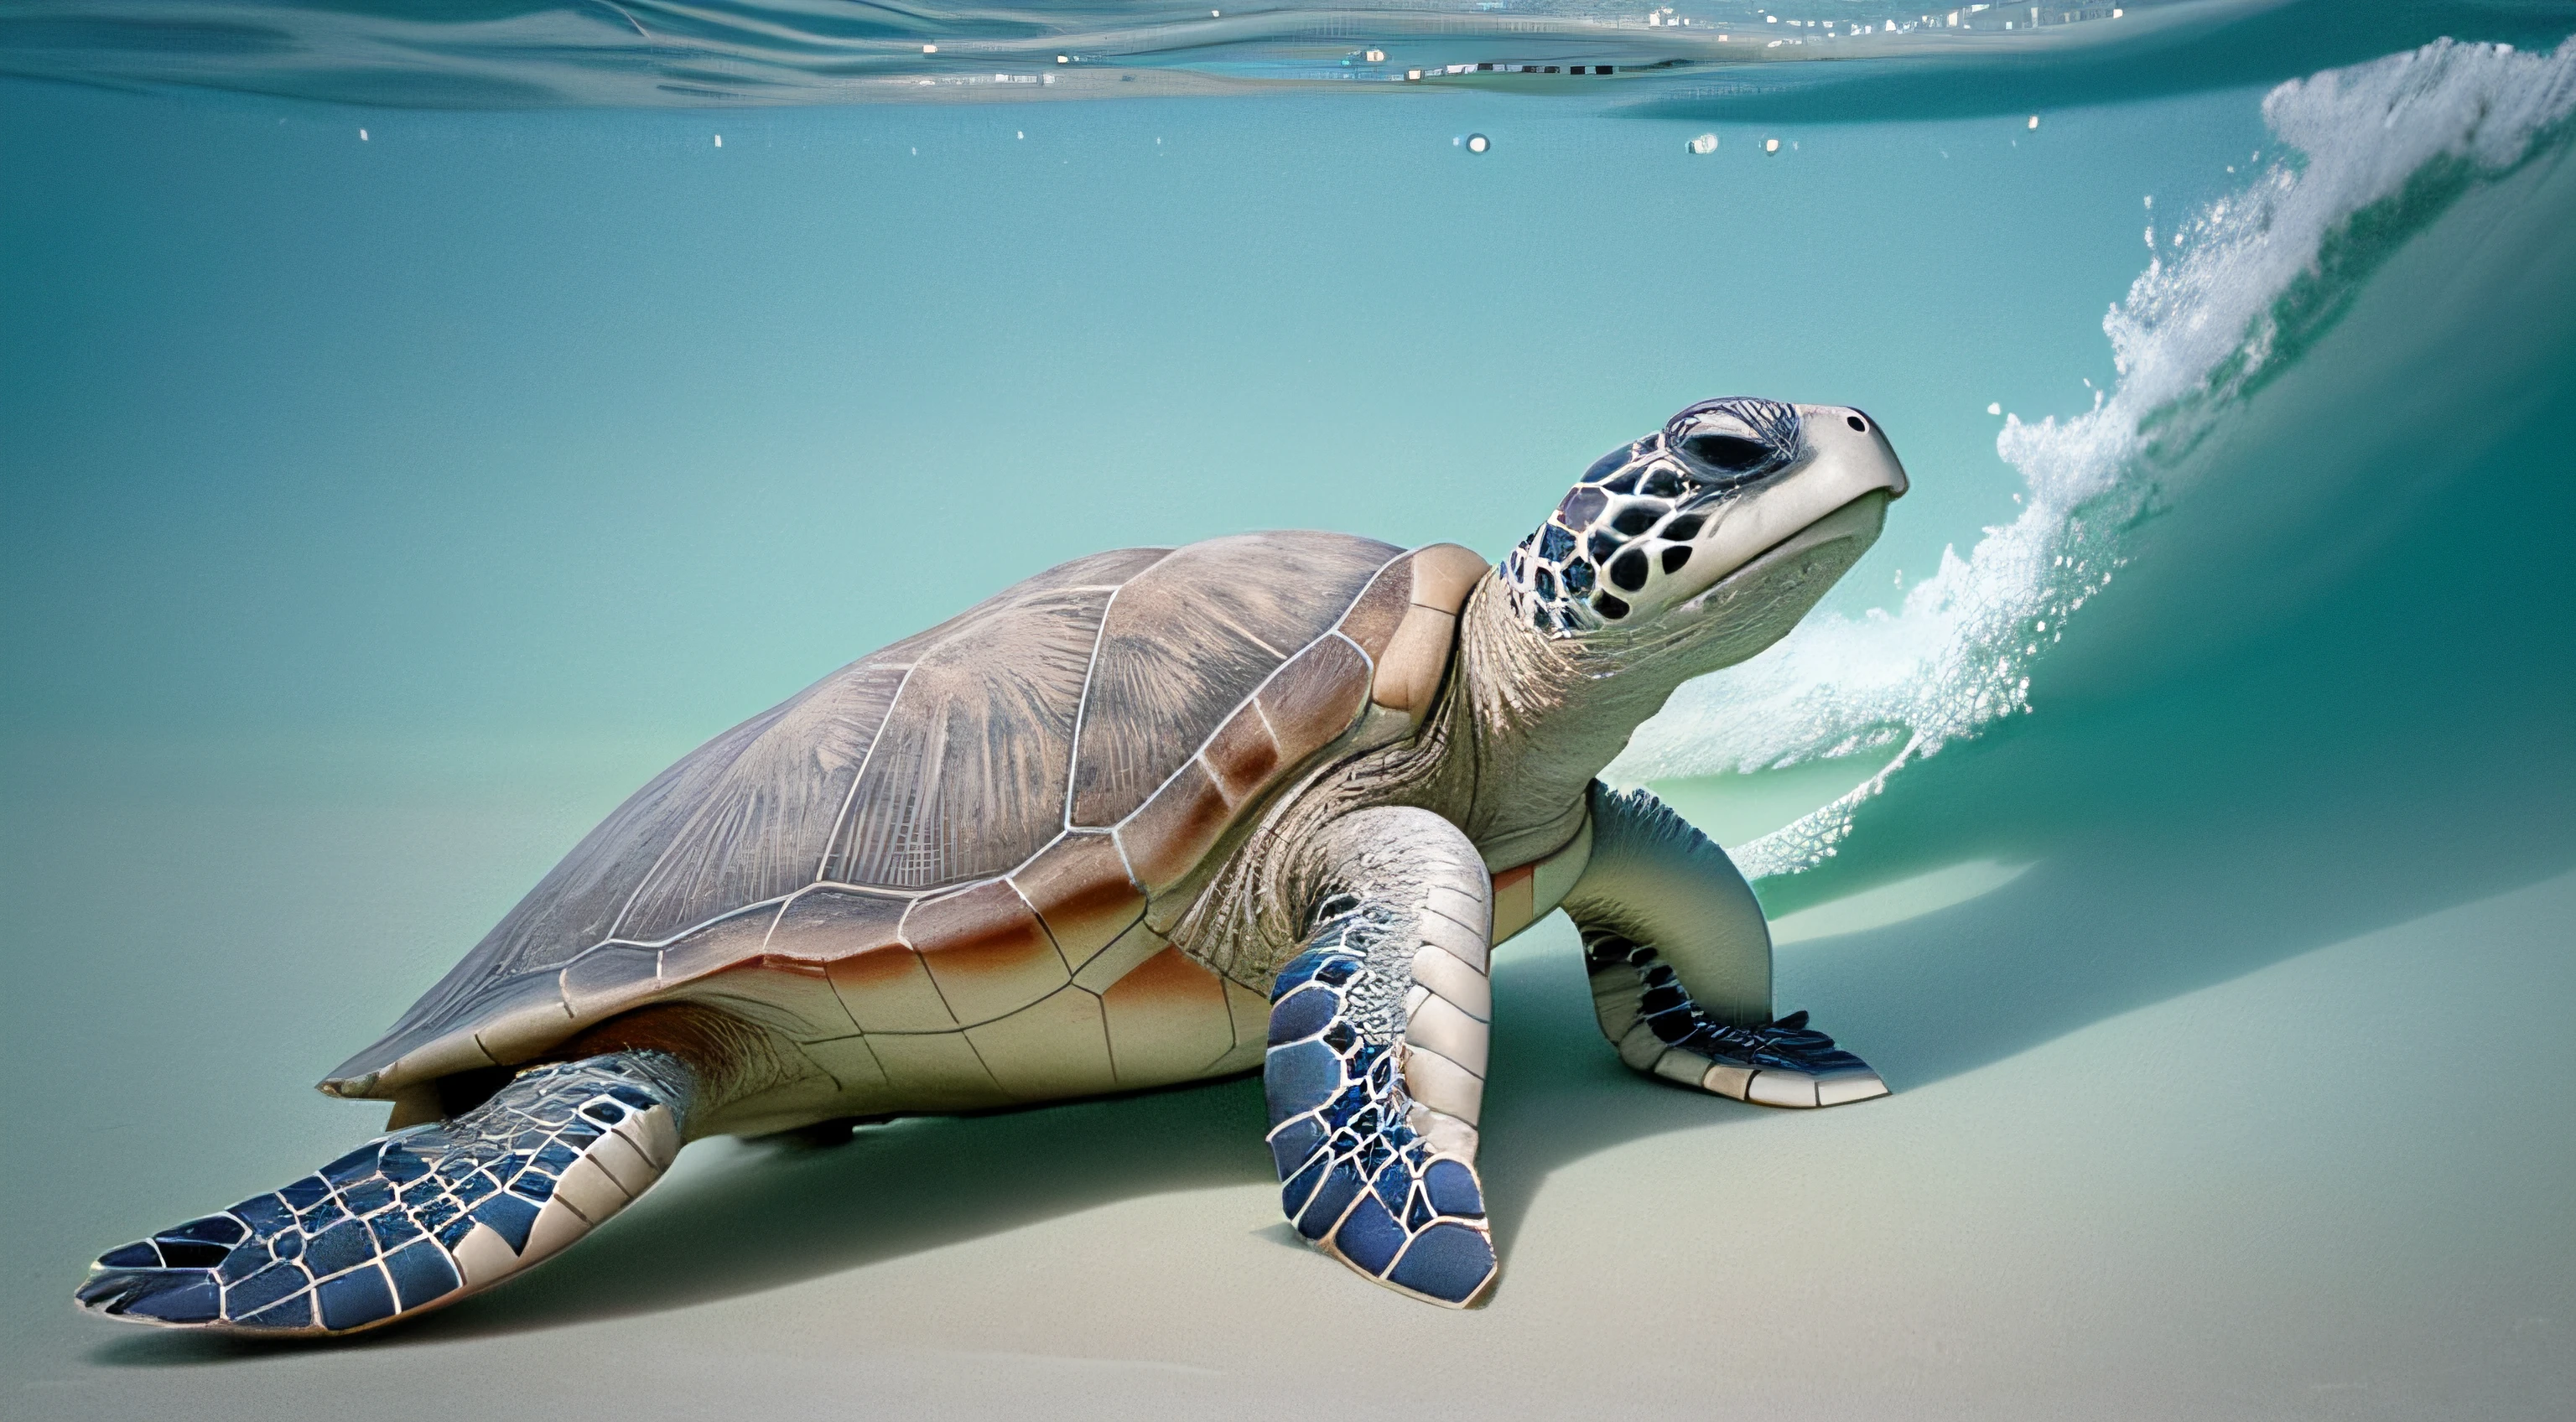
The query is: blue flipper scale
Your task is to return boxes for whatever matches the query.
[75,1051,693,1336]
[1264,900,1498,1307]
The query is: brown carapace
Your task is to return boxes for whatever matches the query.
[327,532,1492,1137]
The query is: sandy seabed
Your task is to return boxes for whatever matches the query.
[7,762,2568,1420]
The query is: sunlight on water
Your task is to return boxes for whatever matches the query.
[0,0,2235,107]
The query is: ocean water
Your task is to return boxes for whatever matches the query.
[4,3,2573,1418]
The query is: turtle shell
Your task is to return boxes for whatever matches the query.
[324,532,1488,1108]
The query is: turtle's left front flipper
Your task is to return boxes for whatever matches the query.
[75,1051,692,1336]
[1265,807,1499,1308]
[1562,783,1888,1109]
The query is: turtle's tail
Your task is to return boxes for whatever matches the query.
[74,1051,693,1337]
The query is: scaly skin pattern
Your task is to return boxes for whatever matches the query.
[1265,917,1498,1305]
[77,1053,691,1336]
[1257,807,1501,1304]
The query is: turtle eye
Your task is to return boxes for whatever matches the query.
[1680,433,1771,474]
[1665,397,1804,484]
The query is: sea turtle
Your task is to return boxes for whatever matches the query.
[75,395,1906,1331]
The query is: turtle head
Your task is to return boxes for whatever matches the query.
[1500,396,1907,670]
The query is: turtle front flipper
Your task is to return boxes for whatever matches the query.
[1264,807,1498,1308]
[75,1051,692,1336]
[1561,784,1888,1108]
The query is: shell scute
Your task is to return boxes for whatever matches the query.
[1113,760,1235,892]
[1069,532,1398,828]
[864,546,1170,667]
[904,880,1069,1027]
[823,584,1106,890]
[1255,635,1374,767]
[963,988,1119,1098]
[559,945,659,1020]
[1007,833,1144,968]
[1406,543,1492,615]
[1101,946,1236,1087]
[610,662,908,945]
[823,944,955,1035]
[461,973,577,1072]
[765,887,909,964]
[1363,543,1488,719]
[655,906,780,989]
[1072,919,1173,994]
[404,697,804,1018]
[1332,552,1416,660]
[1200,701,1284,804]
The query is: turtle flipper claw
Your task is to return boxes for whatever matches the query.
[1586,930,1889,1109]
[77,1173,463,1336]
[1668,1011,1891,1109]
[75,1227,233,1326]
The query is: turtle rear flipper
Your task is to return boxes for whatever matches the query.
[76,1052,692,1336]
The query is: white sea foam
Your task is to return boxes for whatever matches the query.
[1611,35,2576,880]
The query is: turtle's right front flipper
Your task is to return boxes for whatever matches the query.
[1264,806,1499,1308]
[75,1051,692,1336]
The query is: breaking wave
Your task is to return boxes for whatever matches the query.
[1609,34,2576,879]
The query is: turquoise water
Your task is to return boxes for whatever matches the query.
[5,3,2574,1416]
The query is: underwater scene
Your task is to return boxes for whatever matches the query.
[4,0,2573,1414]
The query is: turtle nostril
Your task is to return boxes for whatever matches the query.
[1846,414,1868,433]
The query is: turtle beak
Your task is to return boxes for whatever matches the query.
[1808,404,1909,500]
[1661,403,1907,605]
